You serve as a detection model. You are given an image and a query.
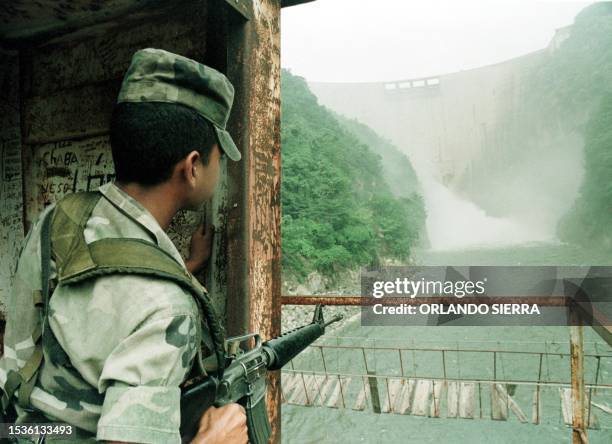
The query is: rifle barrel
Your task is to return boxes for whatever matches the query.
[323,314,343,328]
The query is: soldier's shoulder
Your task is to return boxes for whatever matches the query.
[51,273,199,347]
[84,196,145,239]
[90,273,199,319]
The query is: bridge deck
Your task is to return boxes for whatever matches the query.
[281,372,610,429]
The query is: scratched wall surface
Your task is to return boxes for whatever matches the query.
[26,136,205,279]
[28,137,115,215]
[0,1,233,318]
[0,52,24,313]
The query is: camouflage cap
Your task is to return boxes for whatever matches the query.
[117,48,241,161]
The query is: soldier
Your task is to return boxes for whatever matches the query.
[0,48,248,443]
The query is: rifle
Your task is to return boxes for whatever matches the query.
[180,305,343,443]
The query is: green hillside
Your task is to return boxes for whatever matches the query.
[281,70,426,279]
[558,92,612,248]
[527,2,612,128]
[552,4,612,248]
[333,113,421,199]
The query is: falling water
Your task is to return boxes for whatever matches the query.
[412,155,555,251]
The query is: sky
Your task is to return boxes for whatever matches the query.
[281,0,592,83]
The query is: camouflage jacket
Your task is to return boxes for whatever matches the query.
[0,182,205,443]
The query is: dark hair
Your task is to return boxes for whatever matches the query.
[109,102,217,185]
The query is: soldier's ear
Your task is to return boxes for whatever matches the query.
[184,150,201,185]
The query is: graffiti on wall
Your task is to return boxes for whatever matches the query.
[0,130,24,311]
[31,135,202,261]
[33,136,115,210]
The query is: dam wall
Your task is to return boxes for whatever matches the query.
[309,32,566,188]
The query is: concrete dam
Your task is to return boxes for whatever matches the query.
[308,26,582,250]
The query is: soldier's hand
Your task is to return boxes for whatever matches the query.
[186,224,214,273]
[191,403,248,444]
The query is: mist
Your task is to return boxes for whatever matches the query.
[286,1,594,251]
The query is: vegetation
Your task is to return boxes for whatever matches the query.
[558,93,612,248]
[526,3,612,129]
[333,114,421,199]
[550,4,612,247]
[281,70,425,279]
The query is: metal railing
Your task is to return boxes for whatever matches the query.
[281,293,612,442]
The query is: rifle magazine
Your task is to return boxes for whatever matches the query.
[246,395,272,444]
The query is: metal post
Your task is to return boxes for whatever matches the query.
[442,350,447,379]
[339,374,346,409]
[493,351,497,381]
[593,356,601,395]
[478,382,482,419]
[570,308,588,444]
[320,346,328,373]
[225,0,282,440]
[362,347,381,413]
[533,353,543,424]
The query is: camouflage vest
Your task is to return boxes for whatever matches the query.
[1,191,225,415]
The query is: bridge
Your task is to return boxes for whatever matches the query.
[281,338,612,431]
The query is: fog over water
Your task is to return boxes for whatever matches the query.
[283,0,591,252]
[404,130,584,250]
[307,74,585,251]
[411,154,555,250]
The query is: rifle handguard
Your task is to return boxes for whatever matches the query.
[180,305,342,443]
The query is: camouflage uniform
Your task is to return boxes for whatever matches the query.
[1,183,205,442]
[0,48,240,443]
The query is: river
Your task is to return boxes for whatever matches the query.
[281,242,612,444]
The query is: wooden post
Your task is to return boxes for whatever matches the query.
[569,308,588,444]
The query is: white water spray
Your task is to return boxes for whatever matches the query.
[412,155,554,251]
